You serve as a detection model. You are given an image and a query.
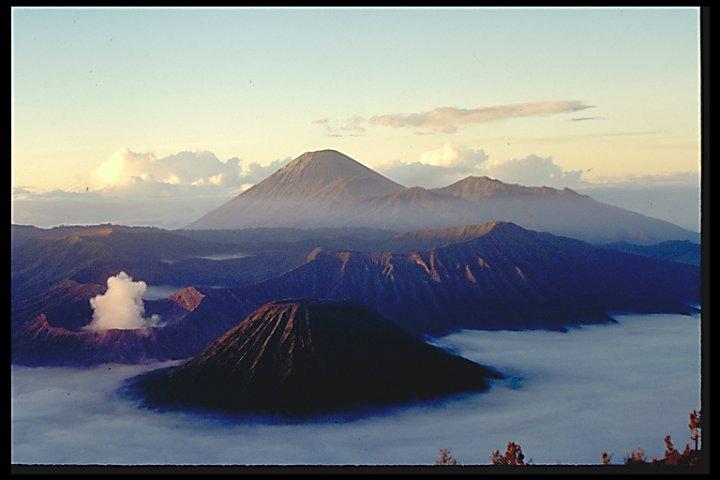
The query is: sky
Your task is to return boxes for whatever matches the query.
[11,7,701,229]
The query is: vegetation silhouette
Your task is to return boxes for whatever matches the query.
[433,410,702,467]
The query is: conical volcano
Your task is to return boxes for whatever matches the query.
[187,150,405,229]
[241,149,404,200]
[131,299,501,415]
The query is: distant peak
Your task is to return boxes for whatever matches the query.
[267,150,371,177]
[289,149,357,165]
[228,149,404,203]
[395,221,525,243]
[461,175,502,183]
[300,149,345,157]
[438,175,581,199]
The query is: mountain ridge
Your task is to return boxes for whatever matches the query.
[11,221,700,365]
[187,150,698,245]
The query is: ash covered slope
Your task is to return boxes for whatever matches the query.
[224,222,700,336]
[131,299,500,415]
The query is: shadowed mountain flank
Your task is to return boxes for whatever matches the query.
[220,222,700,336]
[11,222,699,365]
[129,299,501,416]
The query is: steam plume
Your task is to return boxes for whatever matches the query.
[85,272,160,331]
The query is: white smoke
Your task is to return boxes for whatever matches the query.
[84,272,160,332]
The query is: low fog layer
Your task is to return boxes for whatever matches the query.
[85,272,160,331]
[11,313,700,465]
[141,285,185,301]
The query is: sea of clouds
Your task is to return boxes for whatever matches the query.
[11,313,700,465]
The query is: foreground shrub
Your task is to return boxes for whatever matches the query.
[490,442,525,465]
[435,448,459,465]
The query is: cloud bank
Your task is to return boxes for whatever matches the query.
[11,314,700,465]
[84,272,160,331]
[12,149,292,228]
[483,154,584,188]
[377,145,489,187]
[86,148,290,192]
[377,144,583,189]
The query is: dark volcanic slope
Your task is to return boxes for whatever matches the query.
[222,222,700,336]
[11,222,700,366]
[11,279,104,331]
[131,299,501,415]
[11,286,246,366]
[11,224,304,300]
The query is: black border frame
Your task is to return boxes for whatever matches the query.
[7,3,711,476]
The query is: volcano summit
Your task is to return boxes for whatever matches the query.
[129,299,501,416]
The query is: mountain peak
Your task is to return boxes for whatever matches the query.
[239,149,405,201]
[284,149,364,171]
[436,175,581,200]
[394,221,521,243]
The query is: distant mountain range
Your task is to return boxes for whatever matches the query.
[10,224,307,299]
[602,240,700,266]
[11,221,699,365]
[218,221,699,336]
[127,299,501,416]
[188,149,698,245]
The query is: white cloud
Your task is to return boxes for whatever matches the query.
[419,144,487,170]
[377,144,488,188]
[314,101,592,136]
[484,154,584,188]
[11,149,293,228]
[86,148,254,191]
[370,101,593,134]
[378,145,582,189]
[84,272,160,332]
[312,116,366,137]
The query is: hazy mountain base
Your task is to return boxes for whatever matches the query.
[189,150,698,245]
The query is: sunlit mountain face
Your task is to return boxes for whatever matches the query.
[188,150,698,245]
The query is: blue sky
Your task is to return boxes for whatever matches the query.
[12,7,700,201]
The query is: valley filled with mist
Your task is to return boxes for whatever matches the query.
[11,313,700,465]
